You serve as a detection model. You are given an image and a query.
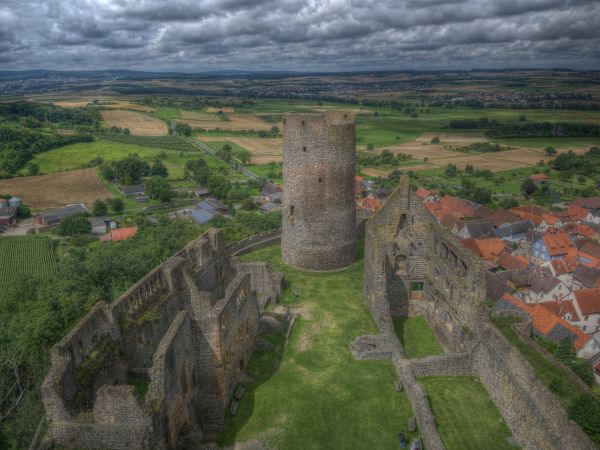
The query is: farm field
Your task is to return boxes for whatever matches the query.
[221,243,419,449]
[419,376,516,450]
[101,110,168,135]
[199,136,283,163]
[180,113,278,131]
[0,236,57,296]
[0,169,113,209]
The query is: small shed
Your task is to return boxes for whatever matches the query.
[8,197,21,208]
[0,207,18,227]
[90,216,110,234]
[191,209,214,225]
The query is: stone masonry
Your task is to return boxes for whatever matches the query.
[360,175,594,450]
[281,111,356,271]
[41,228,283,449]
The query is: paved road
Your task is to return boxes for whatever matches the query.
[184,138,260,180]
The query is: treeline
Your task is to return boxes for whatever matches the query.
[0,101,101,128]
[448,118,600,139]
[0,126,93,176]
[486,122,600,139]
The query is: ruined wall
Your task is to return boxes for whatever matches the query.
[281,111,356,271]
[363,175,595,450]
[42,228,284,449]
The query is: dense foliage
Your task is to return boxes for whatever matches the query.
[486,122,600,138]
[551,147,600,176]
[54,214,92,236]
[97,134,196,152]
[0,102,101,128]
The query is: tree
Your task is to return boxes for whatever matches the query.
[238,149,251,165]
[217,144,233,162]
[106,197,124,213]
[444,164,458,178]
[99,164,115,181]
[27,163,39,176]
[145,177,172,203]
[92,199,107,216]
[150,160,169,178]
[54,214,91,236]
[521,178,537,196]
[114,155,150,185]
[367,143,374,150]
[431,136,440,144]
[569,394,600,441]
[545,146,557,156]
[270,125,280,136]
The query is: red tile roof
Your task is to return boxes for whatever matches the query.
[542,232,575,256]
[426,195,476,222]
[501,293,590,349]
[550,258,578,275]
[497,252,528,271]
[564,223,598,239]
[462,237,507,261]
[356,197,382,212]
[573,288,600,316]
[529,173,549,181]
[539,300,580,322]
[416,187,434,199]
[567,204,590,221]
[101,226,138,242]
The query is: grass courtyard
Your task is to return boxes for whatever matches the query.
[393,316,444,359]
[420,376,517,450]
[222,243,419,449]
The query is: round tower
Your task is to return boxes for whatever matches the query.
[281,110,356,271]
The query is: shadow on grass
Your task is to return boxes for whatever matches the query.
[218,315,288,447]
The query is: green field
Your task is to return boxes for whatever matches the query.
[420,376,517,450]
[23,140,229,181]
[222,243,419,449]
[393,316,444,359]
[0,236,57,296]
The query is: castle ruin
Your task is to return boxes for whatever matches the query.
[355,175,594,450]
[41,228,283,449]
[281,111,356,271]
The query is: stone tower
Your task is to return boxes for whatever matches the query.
[281,110,356,271]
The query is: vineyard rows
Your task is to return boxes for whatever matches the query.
[0,236,57,295]
[97,134,199,152]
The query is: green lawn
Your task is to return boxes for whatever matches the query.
[393,316,444,359]
[152,107,181,120]
[420,376,517,450]
[222,243,418,449]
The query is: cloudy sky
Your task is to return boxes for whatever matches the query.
[1,0,599,72]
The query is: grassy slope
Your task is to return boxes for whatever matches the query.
[420,376,517,450]
[393,316,444,359]
[491,316,583,409]
[222,243,418,449]
[0,236,57,297]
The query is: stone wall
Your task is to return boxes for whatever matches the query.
[281,111,356,271]
[41,228,284,449]
[362,175,595,450]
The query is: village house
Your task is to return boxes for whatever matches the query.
[548,258,578,289]
[455,220,495,239]
[425,194,477,223]
[497,252,528,271]
[118,184,145,197]
[198,198,228,215]
[572,265,600,291]
[564,222,599,241]
[461,237,507,269]
[528,173,550,185]
[261,182,283,203]
[531,231,575,262]
[34,204,88,227]
[523,268,569,303]
[496,293,589,350]
[493,220,534,242]
[90,216,111,235]
[356,197,382,213]
[415,187,436,203]
[571,288,600,333]
[573,197,600,225]
[0,207,18,229]
[191,208,214,225]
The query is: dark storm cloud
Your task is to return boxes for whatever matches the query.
[0,0,598,70]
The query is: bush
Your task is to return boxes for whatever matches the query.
[431,137,440,144]
[92,199,107,217]
[569,394,600,443]
[54,214,91,236]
